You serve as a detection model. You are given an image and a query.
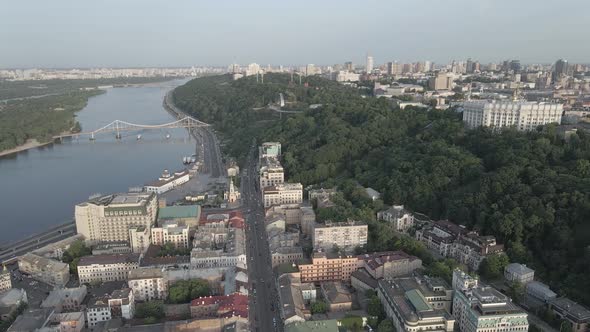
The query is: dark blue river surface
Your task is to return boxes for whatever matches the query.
[0,79,195,243]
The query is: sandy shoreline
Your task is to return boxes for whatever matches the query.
[0,139,54,157]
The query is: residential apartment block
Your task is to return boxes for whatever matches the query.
[299,252,358,283]
[151,221,190,248]
[18,253,70,287]
[461,100,563,131]
[41,286,87,312]
[75,192,158,244]
[191,228,246,269]
[452,270,529,332]
[128,268,168,301]
[77,253,140,284]
[416,220,503,270]
[263,183,303,208]
[312,220,368,251]
[358,251,422,280]
[0,266,11,293]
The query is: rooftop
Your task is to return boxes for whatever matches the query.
[158,205,200,220]
[505,263,534,276]
[41,286,87,308]
[78,253,140,266]
[190,293,248,319]
[285,320,339,332]
[19,253,68,271]
[128,267,165,280]
[359,251,420,271]
[81,192,154,207]
[321,282,352,304]
[550,297,590,322]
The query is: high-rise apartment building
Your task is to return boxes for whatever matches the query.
[461,100,563,131]
[554,59,569,79]
[75,193,158,244]
[366,55,374,73]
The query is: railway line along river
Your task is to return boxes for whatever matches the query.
[0,79,195,244]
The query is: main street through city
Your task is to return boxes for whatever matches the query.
[242,143,284,332]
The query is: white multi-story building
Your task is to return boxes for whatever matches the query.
[151,221,190,248]
[86,298,111,327]
[77,254,140,284]
[313,220,368,251]
[366,55,374,73]
[377,205,414,233]
[259,157,284,189]
[259,142,281,160]
[129,226,150,253]
[263,183,303,208]
[108,288,135,319]
[504,263,534,284]
[144,169,189,194]
[452,270,529,332]
[128,268,168,301]
[75,192,158,244]
[461,100,563,131]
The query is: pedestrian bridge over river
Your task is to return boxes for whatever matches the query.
[55,116,210,140]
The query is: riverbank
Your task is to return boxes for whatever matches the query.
[0,139,53,157]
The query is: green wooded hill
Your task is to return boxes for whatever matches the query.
[173,73,590,304]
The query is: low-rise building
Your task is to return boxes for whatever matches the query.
[0,288,27,321]
[525,281,557,304]
[549,297,590,332]
[108,288,135,319]
[308,188,337,201]
[259,142,281,160]
[320,282,352,312]
[358,251,422,280]
[86,297,111,327]
[92,242,132,255]
[313,220,368,251]
[285,320,339,332]
[6,308,52,332]
[128,268,168,301]
[151,221,190,248]
[271,247,304,268]
[190,293,248,319]
[452,269,529,332]
[350,269,378,293]
[191,228,246,269]
[50,311,85,332]
[416,220,504,270]
[157,205,201,228]
[378,276,455,332]
[504,263,534,285]
[278,273,312,325]
[365,187,381,201]
[18,253,70,287]
[298,252,358,283]
[41,286,87,312]
[144,169,190,194]
[77,253,140,284]
[263,183,303,208]
[377,205,414,233]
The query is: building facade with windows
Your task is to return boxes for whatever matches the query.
[151,221,190,249]
[128,268,168,301]
[263,183,303,208]
[461,100,563,131]
[77,254,140,284]
[312,220,368,251]
[18,253,70,287]
[75,192,158,244]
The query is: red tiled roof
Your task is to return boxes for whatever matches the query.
[190,293,248,318]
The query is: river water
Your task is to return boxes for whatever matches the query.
[0,79,195,243]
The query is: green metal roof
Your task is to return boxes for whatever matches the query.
[158,205,200,220]
[406,289,432,312]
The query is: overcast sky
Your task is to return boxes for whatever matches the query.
[1,0,588,68]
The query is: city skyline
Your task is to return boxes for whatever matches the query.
[2,0,589,68]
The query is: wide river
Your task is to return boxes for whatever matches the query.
[0,79,195,243]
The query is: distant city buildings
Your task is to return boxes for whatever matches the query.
[428,72,454,90]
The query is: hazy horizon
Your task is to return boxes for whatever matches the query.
[2,0,589,68]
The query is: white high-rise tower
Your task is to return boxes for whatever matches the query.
[366,54,374,73]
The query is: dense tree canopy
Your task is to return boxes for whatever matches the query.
[174,73,590,305]
[168,279,211,304]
